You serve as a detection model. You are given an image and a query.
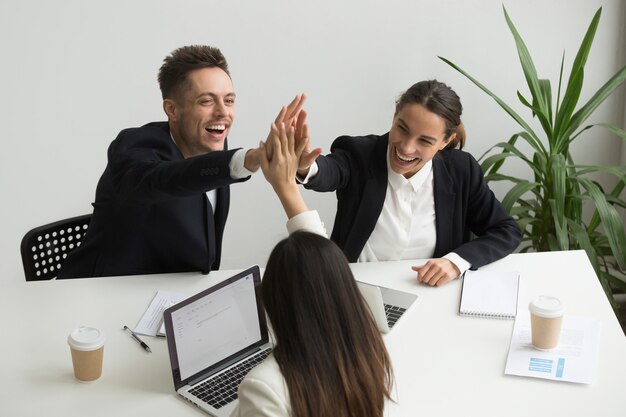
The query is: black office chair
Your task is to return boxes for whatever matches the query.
[20,214,92,281]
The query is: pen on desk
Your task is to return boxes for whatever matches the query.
[123,325,152,353]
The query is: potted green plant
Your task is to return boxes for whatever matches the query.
[439,6,626,308]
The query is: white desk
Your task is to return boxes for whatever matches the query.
[1,250,624,416]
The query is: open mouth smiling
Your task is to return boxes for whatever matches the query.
[205,124,226,134]
[395,147,419,163]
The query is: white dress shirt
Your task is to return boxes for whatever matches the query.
[217,148,254,208]
[358,159,436,262]
[300,152,470,275]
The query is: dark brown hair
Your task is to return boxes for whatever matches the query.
[157,45,229,101]
[395,80,466,150]
[262,232,393,417]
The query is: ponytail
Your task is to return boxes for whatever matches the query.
[445,122,465,150]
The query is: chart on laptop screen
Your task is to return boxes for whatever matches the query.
[170,273,261,380]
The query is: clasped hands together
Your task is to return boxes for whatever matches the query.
[250,94,461,287]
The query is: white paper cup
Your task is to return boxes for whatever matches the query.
[529,296,565,350]
[68,326,105,382]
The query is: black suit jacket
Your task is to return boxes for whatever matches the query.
[304,133,521,268]
[58,122,248,278]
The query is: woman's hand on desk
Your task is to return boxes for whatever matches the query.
[412,259,460,287]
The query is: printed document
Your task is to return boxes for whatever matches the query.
[134,290,186,337]
[504,314,600,384]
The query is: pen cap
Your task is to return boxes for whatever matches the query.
[68,326,105,351]
[529,296,565,318]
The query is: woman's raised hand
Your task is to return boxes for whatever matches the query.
[259,121,309,219]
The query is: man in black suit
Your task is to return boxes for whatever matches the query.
[59,45,303,278]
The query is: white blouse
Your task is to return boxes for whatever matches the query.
[230,355,290,417]
[359,160,437,262]
[300,152,470,274]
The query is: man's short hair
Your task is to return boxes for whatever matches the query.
[158,45,230,101]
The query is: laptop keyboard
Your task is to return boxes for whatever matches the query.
[188,348,272,409]
[385,304,407,328]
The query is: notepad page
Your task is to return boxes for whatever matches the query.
[459,270,520,319]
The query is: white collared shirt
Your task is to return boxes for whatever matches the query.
[358,157,436,262]
[300,150,470,275]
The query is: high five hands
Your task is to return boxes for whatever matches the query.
[258,95,318,219]
[245,94,321,173]
[256,94,460,287]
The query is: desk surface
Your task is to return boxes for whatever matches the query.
[1,250,624,416]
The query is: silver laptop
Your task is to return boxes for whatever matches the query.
[356,281,418,333]
[163,265,272,417]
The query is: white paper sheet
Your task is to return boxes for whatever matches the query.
[134,290,186,337]
[504,314,601,384]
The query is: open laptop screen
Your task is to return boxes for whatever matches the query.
[164,266,267,386]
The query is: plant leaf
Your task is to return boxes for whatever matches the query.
[484,173,525,183]
[548,199,569,250]
[549,154,567,234]
[596,270,619,308]
[481,141,544,179]
[572,164,626,178]
[481,152,515,174]
[554,7,602,143]
[538,79,553,133]
[596,123,626,141]
[578,178,626,270]
[517,91,534,111]
[563,64,626,140]
[602,270,626,293]
[503,6,550,133]
[567,218,599,270]
[501,181,539,212]
[438,56,541,143]
[555,52,565,118]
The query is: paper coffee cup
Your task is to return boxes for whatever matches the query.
[528,296,565,350]
[68,326,105,382]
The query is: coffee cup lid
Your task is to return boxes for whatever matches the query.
[529,295,565,318]
[68,326,105,351]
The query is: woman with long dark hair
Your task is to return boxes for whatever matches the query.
[231,122,393,417]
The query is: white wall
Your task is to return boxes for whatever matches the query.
[1,0,624,280]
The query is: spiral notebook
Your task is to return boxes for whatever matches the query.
[459,269,520,319]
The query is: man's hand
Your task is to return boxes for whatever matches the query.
[412,258,461,287]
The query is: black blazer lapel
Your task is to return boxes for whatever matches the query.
[433,157,456,258]
[343,136,388,261]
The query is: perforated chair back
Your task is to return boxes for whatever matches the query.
[20,214,92,281]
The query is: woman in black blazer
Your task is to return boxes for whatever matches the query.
[297,80,522,287]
